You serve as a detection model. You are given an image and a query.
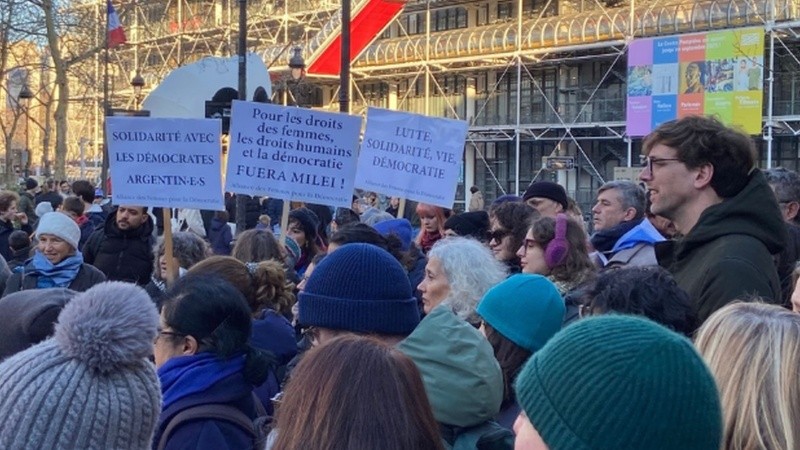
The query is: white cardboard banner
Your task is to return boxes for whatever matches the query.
[225,101,361,208]
[354,107,468,209]
[106,117,224,210]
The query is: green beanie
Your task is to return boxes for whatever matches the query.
[476,274,565,352]
[514,315,721,450]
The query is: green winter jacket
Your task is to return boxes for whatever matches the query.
[397,307,503,428]
[656,170,785,324]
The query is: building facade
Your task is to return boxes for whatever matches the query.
[75,0,800,211]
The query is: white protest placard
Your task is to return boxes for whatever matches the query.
[225,101,361,208]
[354,107,468,208]
[106,117,223,210]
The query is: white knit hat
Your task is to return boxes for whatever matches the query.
[36,212,81,250]
[0,282,162,450]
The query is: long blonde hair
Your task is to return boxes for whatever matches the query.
[695,301,800,450]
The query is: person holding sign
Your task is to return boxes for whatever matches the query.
[4,212,106,295]
[415,203,447,255]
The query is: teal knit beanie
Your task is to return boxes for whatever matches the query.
[514,315,721,450]
[476,274,564,352]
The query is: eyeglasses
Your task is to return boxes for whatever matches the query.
[154,329,185,343]
[640,156,682,173]
[489,229,511,243]
[519,238,537,255]
[578,304,593,319]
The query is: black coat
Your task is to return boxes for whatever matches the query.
[3,262,106,296]
[82,211,155,286]
[0,219,32,263]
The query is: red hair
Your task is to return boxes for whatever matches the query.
[415,203,446,246]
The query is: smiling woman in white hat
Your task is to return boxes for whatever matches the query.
[2,212,106,296]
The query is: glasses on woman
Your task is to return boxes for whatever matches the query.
[489,229,511,243]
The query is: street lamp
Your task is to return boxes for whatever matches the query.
[17,84,33,178]
[130,72,145,108]
[288,47,305,82]
[287,48,310,107]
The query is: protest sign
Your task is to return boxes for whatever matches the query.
[225,101,361,209]
[106,117,223,210]
[354,107,468,209]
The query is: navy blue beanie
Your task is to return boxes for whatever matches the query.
[298,243,420,335]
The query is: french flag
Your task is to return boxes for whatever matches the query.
[107,1,126,48]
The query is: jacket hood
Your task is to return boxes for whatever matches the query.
[103,207,154,239]
[396,307,503,427]
[612,218,665,252]
[675,170,786,259]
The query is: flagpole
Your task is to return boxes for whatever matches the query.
[101,0,110,191]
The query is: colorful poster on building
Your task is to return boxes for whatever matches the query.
[626,27,764,136]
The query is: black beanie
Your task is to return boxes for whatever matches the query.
[288,207,320,242]
[522,181,568,209]
[443,211,490,240]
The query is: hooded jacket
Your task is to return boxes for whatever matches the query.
[82,211,155,286]
[592,218,665,268]
[656,170,785,323]
[397,307,503,428]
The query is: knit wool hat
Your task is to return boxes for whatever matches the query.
[288,207,320,242]
[476,274,564,352]
[0,282,162,450]
[0,288,77,361]
[443,211,490,241]
[373,218,413,251]
[24,177,38,191]
[514,315,722,450]
[36,211,81,250]
[522,181,569,209]
[299,243,420,335]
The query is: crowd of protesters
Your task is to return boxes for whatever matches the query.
[0,115,798,450]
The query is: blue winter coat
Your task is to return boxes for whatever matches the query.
[208,217,233,256]
[249,310,296,415]
[153,371,259,450]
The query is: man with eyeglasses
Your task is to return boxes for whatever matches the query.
[588,180,664,268]
[639,116,785,325]
[764,167,800,306]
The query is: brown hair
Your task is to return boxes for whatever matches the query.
[530,215,595,284]
[483,322,531,409]
[0,191,19,212]
[272,335,444,450]
[188,255,295,317]
[232,228,284,264]
[643,116,756,198]
[62,196,84,217]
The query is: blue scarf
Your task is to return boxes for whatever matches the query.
[158,352,246,411]
[31,251,83,289]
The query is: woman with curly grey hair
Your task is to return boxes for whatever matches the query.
[144,231,211,305]
[418,237,506,325]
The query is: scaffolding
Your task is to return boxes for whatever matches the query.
[65,0,800,209]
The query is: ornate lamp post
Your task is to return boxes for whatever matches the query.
[17,84,33,178]
[131,72,145,109]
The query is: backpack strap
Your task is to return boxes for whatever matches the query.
[157,404,257,450]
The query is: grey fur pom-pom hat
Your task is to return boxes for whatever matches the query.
[0,281,162,450]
